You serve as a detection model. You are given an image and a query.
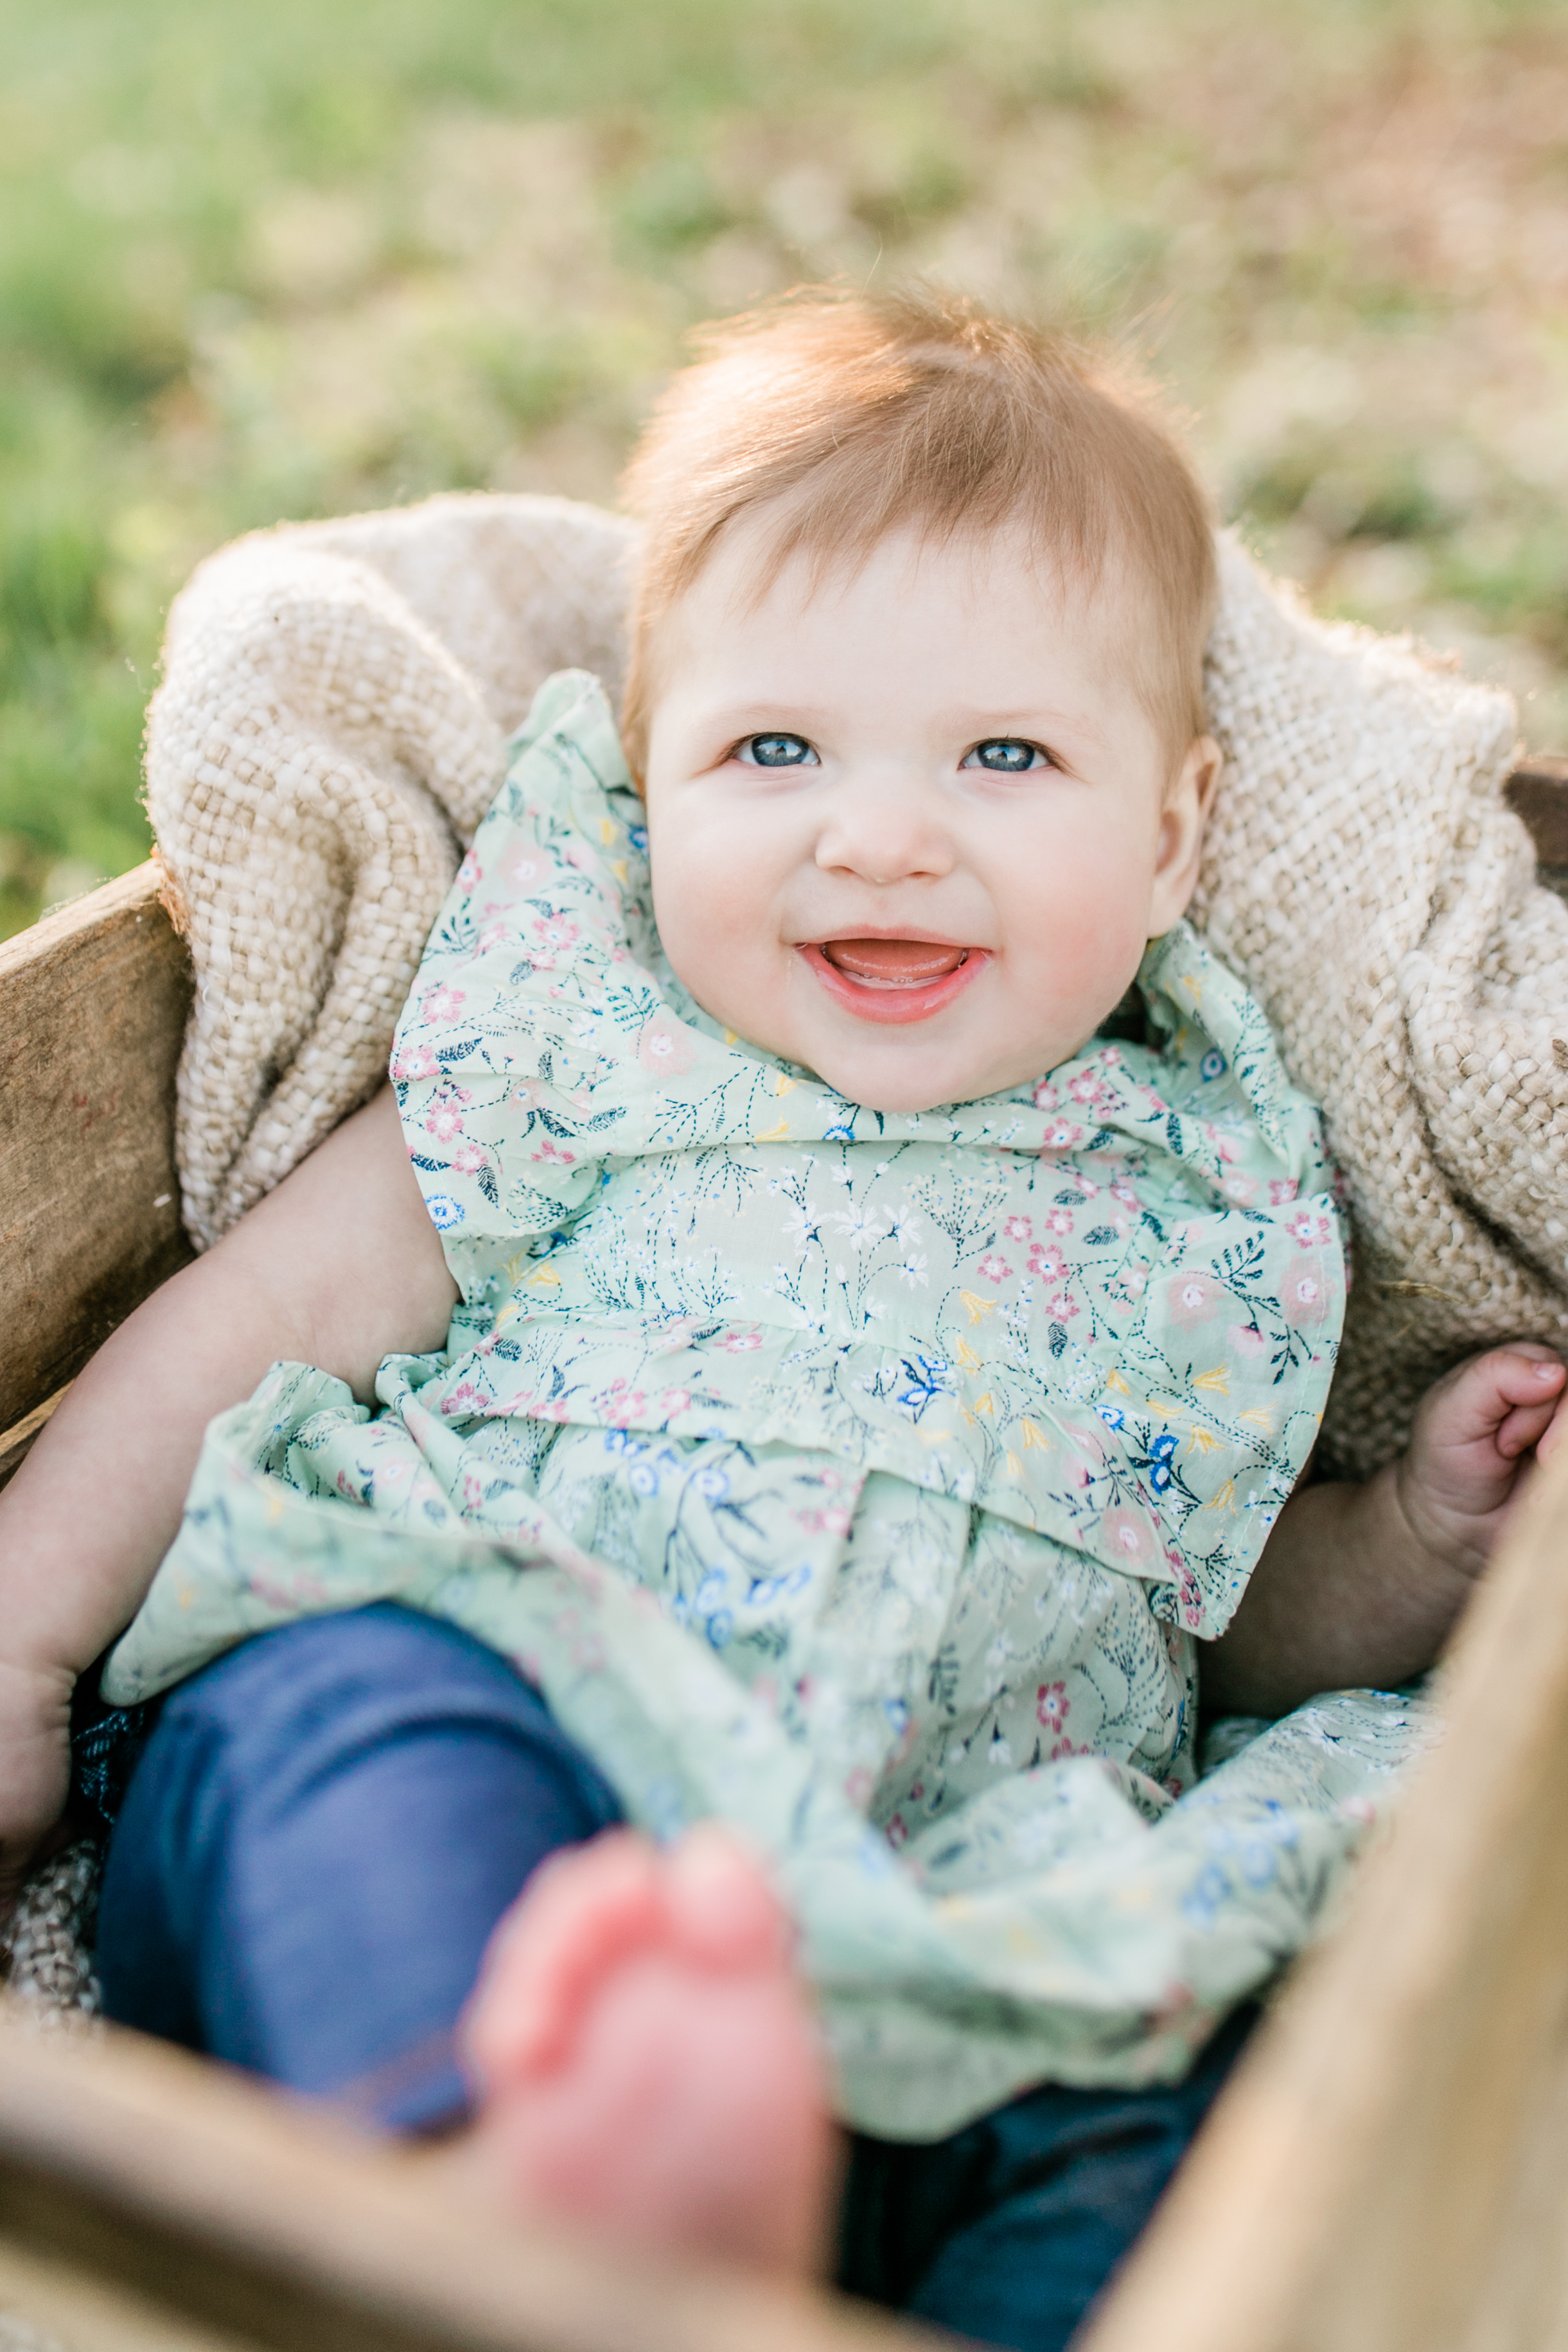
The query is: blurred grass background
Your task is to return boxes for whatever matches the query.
[2,0,1566,935]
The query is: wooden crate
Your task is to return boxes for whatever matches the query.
[2,761,1567,2351]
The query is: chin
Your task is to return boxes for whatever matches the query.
[810,1059,976,1117]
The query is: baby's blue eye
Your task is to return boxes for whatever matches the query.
[963,739,1046,774]
[737,733,818,768]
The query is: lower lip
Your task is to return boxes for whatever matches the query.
[800,944,990,1025]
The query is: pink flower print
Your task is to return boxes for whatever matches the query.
[419,983,467,1025]
[507,851,543,887]
[1036,1681,1069,1733]
[1111,1181,1139,1209]
[1168,1272,1221,1326]
[535,912,579,951]
[477,921,513,955]
[450,1142,487,1175]
[425,1106,464,1145]
[1178,1565,1205,1629]
[1280,1255,1332,1328]
[1269,1178,1299,1207]
[457,850,483,889]
[1032,1079,1061,1111]
[603,1380,648,1428]
[1039,1119,1084,1152]
[1103,1507,1155,1568]
[977,1253,1013,1282]
[1217,1136,1238,1164]
[1228,1322,1268,1357]
[1003,1214,1033,1243]
[1067,1070,1103,1105]
[441,1380,484,1419]
[715,1330,764,1354]
[391,1039,437,1081]
[1028,1242,1066,1282]
[1219,1171,1258,1207]
[1100,1045,1123,1067]
[1050,1736,1089,1763]
[661,1388,693,1418]
[885,1814,910,1848]
[531,1136,576,1165]
[1045,1207,1074,1236]
[637,1019,697,1079]
[1046,1289,1080,1321]
[1286,1208,1332,1248]
[797,1503,854,1537]
[1072,1173,1098,1198]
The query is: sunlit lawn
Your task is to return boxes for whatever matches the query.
[3,0,1567,933]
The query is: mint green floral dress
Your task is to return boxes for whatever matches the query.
[107,671,1428,2141]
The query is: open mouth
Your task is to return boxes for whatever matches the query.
[801,937,989,1025]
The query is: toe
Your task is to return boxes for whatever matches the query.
[462,1829,664,2082]
[664,1825,793,1971]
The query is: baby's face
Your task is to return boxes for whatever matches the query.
[642,521,1217,1113]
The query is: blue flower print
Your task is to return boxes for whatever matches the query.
[1201,1048,1226,1081]
[895,1355,955,1422]
[1147,1431,1179,1492]
[425,1193,465,1230]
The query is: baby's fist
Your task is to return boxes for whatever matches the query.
[1396,1343,1566,1580]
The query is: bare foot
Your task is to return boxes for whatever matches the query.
[457,1825,840,2273]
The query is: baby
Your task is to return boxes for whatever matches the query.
[1,289,1563,2352]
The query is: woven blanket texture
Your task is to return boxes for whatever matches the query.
[146,494,1568,1480]
[0,1841,101,2023]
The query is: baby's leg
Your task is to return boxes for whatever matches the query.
[97,1604,837,2270]
[457,1825,838,2272]
[97,1604,624,2130]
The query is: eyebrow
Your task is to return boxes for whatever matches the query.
[685,698,1113,749]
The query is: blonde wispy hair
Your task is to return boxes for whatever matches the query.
[618,284,1217,784]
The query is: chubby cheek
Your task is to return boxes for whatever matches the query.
[648,806,780,1032]
[1000,826,1151,1023]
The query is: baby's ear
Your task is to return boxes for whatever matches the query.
[1188,734,1224,821]
[1149,734,1223,932]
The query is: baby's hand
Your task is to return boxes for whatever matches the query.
[0,1657,74,1925]
[1395,1343,1567,1581]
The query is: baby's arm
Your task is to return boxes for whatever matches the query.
[0,1087,458,1913]
[1206,1343,1565,1717]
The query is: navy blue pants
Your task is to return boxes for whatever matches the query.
[97,1605,1249,2351]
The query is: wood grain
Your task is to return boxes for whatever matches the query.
[0,865,193,1440]
[1079,1413,1568,2352]
[0,2008,934,2352]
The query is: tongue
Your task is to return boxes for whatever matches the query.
[821,938,967,986]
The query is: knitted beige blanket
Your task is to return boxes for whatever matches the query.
[146,493,1568,1478]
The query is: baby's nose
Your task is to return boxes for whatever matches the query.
[814,775,955,883]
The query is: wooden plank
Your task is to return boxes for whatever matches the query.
[1506,756,1568,868]
[0,866,193,1438]
[1079,1413,1568,2352]
[0,2233,250,2352]
[0,2009,934,2352]
[0,1386,70,1489]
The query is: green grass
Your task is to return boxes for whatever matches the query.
[3,0,1568,932]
